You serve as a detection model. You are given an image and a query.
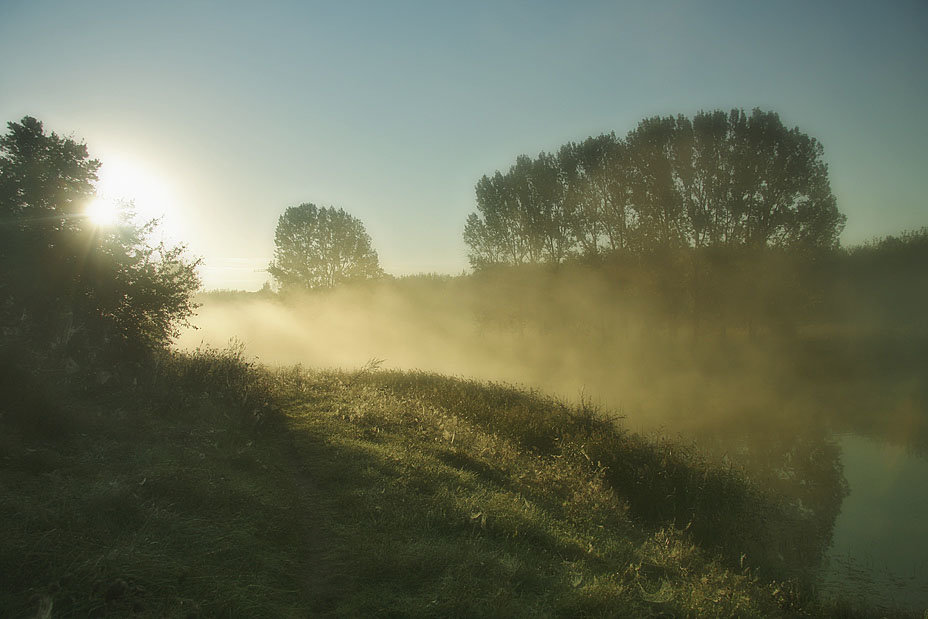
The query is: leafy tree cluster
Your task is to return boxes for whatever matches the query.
[464,109,846,268]
[0,117,201,368]
[268,203,383,292]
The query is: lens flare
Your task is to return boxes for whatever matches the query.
[85,197,119,227]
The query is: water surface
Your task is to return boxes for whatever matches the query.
[821,433,928,613]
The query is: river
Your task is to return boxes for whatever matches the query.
[820,433,928,612]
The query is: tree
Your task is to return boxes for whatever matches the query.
[464,171,528,268]
[463,109,846,268]
[463,154,575,269]
[624,115,688,251]
[531,151,573,263]
[559,133,634,255]
[0,116,201,366]
[268,203,383,291]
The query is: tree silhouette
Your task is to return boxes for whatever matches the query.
[268,203,383,291]
[464,154,574,269]
[463,109,846,269]
[558,133,634,255]
[0,116,201,365]
[624,115,687,250]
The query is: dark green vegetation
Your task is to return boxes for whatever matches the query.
[3,347,914,617]
[0,117,200,370]
[464,108,844,269]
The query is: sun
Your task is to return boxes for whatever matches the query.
[93,154,184,241]
[85,197,119,227]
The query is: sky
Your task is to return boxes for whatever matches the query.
[1,0,926,290]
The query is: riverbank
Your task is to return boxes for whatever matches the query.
[0,347,915,616]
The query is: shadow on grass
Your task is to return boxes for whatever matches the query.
[363,370,842,584]
[1,350,910,617]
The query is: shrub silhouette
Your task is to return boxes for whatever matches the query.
[0,116,200,374]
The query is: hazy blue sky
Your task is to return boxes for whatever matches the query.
[2,0,926,289]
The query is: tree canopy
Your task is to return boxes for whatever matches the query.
[0,116,201,367]
[464,109,846,269]
[268,203,383,291]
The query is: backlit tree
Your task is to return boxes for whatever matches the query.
[268,203,383,291]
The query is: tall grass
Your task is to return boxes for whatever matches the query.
[0,347,916,616]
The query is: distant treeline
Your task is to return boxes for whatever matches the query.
[464,109,845,268]
[462,228,928,339]
[206,228,927,339]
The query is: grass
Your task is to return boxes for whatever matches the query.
[0,346,917,617]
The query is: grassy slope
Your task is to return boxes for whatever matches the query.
[0,350,905,617]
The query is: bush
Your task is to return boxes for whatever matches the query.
[0,116,200,373]
[146,342,279,427]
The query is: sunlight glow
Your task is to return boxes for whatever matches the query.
[94,155,184,241]
[85,197,119,227]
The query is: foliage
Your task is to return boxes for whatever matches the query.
[832,227,928,332]
[464,109,846,269]
[268,202,383,292]
[0,116,201,367]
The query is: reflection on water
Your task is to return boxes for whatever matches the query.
[692,424,928,613]
[821,433,928,612]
